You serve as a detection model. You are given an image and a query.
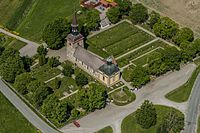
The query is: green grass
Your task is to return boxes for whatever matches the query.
[165,65,200,103]
[47,77,78,98]
[121,105,184,133]
[194,58,200,65]
[87,21,154,58]
[0,0,23,25]
[132,49,163,66]
[95,126,113,133]
[117,40,170,68]
[110,87,136,106]
[8,40,27,50]
[198,116,200,133]
[0,92,37,133]
[17,0,79,42]
[31,64,61,82]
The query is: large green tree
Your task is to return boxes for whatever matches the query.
[14,72,34,95]
[62,63,74,77]
[84,9,100,31]
[129,3,149,24]
[153,17,178,39]
[149,11,161,28]
[172,27,194,45]
[75,73,88,86]
[157,111,184,133]
[42,18,71,50]
[136,100,157,129]
[107,7,121,24]
[76,84,107,111]
[115,0,132,15]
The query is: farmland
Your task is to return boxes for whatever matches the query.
[87,21,154,58]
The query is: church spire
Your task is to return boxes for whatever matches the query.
[71,11,78,35]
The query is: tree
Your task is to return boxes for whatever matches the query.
[107,7,121,24]
[37,45,47,55]
[84,9,100,31]
[62,63,74,77]
[22,56,33,72]
[70,109,80,119]
[75,73,88,86]
[38,54,47,66]
[0,46,5,56]
[76,84,107,111]
[157,111,184,133]
[0,48,19,64]
[27,80,46,93]
[115,0,132,15]
[41,94,59,122]
[14,73,34,95]
[136,100,157,129]
[153,17,178,39]
[149,11,161,29]
[172,27,194,45]
[0,34,6,45]
[180,41,196,62]
[129,3,149,24]
[130,66,150,88]
[32,85,53,108]
[42,18,71,50]
[0,55,25,82]
[47,57,60,67]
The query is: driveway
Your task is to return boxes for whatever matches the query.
[61,63,196,133]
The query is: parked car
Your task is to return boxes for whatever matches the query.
[73,121,80,127]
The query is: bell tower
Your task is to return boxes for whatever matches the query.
[66,12,84,60]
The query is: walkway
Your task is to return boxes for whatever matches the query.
[60,63,196,133]
[0,80,59,133]
[0,28,39,57]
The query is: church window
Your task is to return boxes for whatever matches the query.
[103,76,105,81]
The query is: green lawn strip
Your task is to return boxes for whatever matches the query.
[0,92,37,133]
[198,116,200,133]
[88,21,139,48]
[132,49,163,66]
[194,58,200,65]
[105,32,154,57]
[31,65,61,82]
[95,126,113,133]
[117,40,169,68]
[165,65,200,103]
[121,105,184,133]
[16,0,79,42]
[47,77,78,98]
[8,40,27,50]
[110,86,136,106]
[87,45,109,58]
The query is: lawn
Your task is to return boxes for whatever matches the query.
[117,40,170,68]
[16,0,79,42]
[110,86,136,106]
[165,65,200,103]
[198,116,200,133]
[121,105,184,133]
[47,77,78,98]
[87,21,154,58]
[31,64,61,82]
[95,126,113,133]
[0,92,37,133]
[132,49,163,66]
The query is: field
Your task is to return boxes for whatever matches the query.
[121,105,184,133]
[117,40,170,67]
[87,21,154,58]
[0,92,37,133]
[16,0,79,42]
[140,0,200,37]
[96,126,113,133]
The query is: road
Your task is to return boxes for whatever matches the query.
[184,74,200,133]
[0,28,39,57]
[61,63,196,133]
[0,80,59,133]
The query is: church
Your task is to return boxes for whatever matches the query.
[66,13,120,87]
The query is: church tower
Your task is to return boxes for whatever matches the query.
[66,12,84,60]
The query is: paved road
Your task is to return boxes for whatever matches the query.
[184,74,200,133]
[0,80,59,133]
[0,28,39,57]
[61,63,196,133]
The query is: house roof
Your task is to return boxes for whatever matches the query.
[74,46,105,71]
[99,57,119,76]
[67,33,84,42]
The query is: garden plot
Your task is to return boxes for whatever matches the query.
[117,40,171,68]
[87,21,154,58]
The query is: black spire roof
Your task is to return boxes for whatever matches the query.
[71,12,78,27]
